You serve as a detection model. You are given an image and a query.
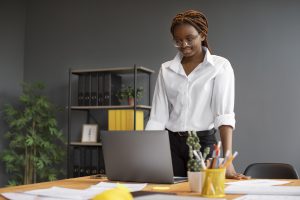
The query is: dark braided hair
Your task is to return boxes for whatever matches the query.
[171,10,210,49]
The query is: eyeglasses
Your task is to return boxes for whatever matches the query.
[173,34,200,48]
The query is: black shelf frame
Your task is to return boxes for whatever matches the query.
[67,65,154,177]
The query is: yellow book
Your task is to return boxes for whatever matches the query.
[127,110,133,130]
[115,110,121,130]
[120,110,127,130]
[108,109,144,130]
[108,110,115,130]
[135,111,144,130]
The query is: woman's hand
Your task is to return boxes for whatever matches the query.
[226,163,250,180]
[218,126,250,179]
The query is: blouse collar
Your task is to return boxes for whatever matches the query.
[168,47,214,74]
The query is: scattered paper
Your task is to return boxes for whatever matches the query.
[226,179,290,186]
[92,182,147,192]
[235,195,300,200]
[226,185,300,196]
[25,187,93,199]
[1,192,59,200]
[1,182,147,200]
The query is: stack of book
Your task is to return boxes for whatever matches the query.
[78,72,121,106]
[72,146,105,178]
[108,109,144,130]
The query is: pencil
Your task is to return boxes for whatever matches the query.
[222,151,238,169]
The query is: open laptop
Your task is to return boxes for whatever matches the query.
[101,130,187,184]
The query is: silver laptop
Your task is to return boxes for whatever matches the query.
[101,130,187,184]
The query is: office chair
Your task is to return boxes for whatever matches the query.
[244,163,299,179]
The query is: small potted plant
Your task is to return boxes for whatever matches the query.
[186,131,210,193]
[116,86,143,105]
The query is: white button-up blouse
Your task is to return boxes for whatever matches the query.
[145,47,235,132]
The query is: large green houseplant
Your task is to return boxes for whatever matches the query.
[0,82,65,186]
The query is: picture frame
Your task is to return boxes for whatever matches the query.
[81,124,98,143]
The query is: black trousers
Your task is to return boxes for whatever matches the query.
[168,129,217,177]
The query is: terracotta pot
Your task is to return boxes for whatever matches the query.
[128,98,134,105]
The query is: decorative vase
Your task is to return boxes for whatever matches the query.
[188,171,205,193]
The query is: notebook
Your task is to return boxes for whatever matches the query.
[101,130,187,184]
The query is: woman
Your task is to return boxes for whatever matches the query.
[146,10,248,179]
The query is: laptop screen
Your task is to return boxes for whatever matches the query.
[101,130,177,184]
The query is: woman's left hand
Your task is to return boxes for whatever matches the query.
[226,163,251,180]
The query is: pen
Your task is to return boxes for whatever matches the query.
[216,141,222,168]
[216,141,221,157]
[211,150,217,169]
[206,158,212,169]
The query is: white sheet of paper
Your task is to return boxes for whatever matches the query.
[226,185,300,196]
[3,186,112,200]
[1,192,60,200]
[235,195,300,200]
[25,186,94,199]
[92,182,147,192]
[226,179,290,186]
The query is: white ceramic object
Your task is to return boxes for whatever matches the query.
[188,171,206,193]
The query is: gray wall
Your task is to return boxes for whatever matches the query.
[0,0,26,186]
[1,0,300,186]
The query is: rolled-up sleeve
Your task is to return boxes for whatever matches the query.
[145,68,169,130]
[211,60,236,129]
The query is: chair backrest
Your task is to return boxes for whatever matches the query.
[244,163,299,179]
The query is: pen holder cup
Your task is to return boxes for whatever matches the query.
[201,168,226,198]
[188,171,205,193]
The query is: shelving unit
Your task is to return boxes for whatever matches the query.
[67,65,154,177]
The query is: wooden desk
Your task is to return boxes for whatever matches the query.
[0,177,299,200]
